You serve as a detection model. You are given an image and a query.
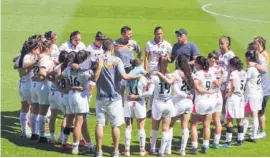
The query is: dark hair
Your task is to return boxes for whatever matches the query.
[102,38,114,51]
[58,51,68,63]
[247,41,259,52]
[44,31,56,41]
[121,26,131,34]
[130,58,143,67]
[229,56,243,71]
[76,50,88,64]
[154,26,163,34]
[254,36,266,51]
[39,40,52,53]
[207,50,219,60]
[220,36,231,49]
[177,54,195,94]
[245,50,258,63]
[195,56,209,71]
[61,51,76,71]
[69,31,80,41]
[18,40,30,68]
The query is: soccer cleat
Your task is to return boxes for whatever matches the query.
[30,134,40,140]
[95,152,103,157]
[38,137,49,143]
[211,143,219,149]
[164,149,171,155]
[112,151,120,157]
[88,144,96,154]
[157,153,164,157]
[246,138,256,143]
[257,132,266,139]
[177,149,186,156]
[79,139,87,146]
[121,149,130,156]
[140,149,148,156]
[187,148,198,155]
[235,140,244,146]
[220,142,231,148]
[61,144,72,151]
[200,146,207,154]
[72,148,79,155]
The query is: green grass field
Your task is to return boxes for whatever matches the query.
[1,0,270,156]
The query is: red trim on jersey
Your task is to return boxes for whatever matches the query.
[192,104,196,113]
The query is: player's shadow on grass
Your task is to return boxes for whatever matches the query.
[1,110,69,155]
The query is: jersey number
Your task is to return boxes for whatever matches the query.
[180,80,191,91]
[58,79,66,88]
[257,74,261,85]
[159,83,171,94]
[33,65,39,76]
[69,76,80,86]
[205,81,211,90]
[240,80,245,91]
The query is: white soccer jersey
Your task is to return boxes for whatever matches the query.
[50,44,60,62]
[125,77,147,98]
[38,55,54,75]
[22,53,38,78]
[85,43,104,62]
[151,74,172,101]
[62,66,92,94]
[218,50,235,72]
[145,40,172,71]
[58,41,86,52]
[172,70,192,98]
[245,67,263,97]
[194,70,216,96]
[227,70,247,94]
[209,65,223,90]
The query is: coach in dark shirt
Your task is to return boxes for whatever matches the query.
[171,29,199,68]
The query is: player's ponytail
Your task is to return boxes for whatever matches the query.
[61,51,76,71]
[18,40,30,68]
[76,50,88,64]
[245,50,258,63]
[177,54,195,94]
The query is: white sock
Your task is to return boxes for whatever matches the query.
[243,117,249,136]
[138,128,146,150]
[252,116,259,139]
[125,128,132,150]
[166,127,173,151]
[72,142,79,151]
[203,140,209,148]
[20,112,27,135]
[181,128,189,150]
[30,113,38,134]
[159,131,169,154]
[214,134,221,144]
[150,130,158,151]
[38,115,46,137]
[226,132,232,142]
[50,133,56,141]
[192,141,198,149]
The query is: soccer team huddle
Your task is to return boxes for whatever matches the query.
[13,26,270,157]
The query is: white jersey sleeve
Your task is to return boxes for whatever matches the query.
[245,67,262,96]
[172,70,191,98]
[39,55,53,72]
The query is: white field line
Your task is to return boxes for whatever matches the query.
[201,0,270,24]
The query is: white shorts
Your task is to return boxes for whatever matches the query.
[96,99,124,127]
[172,97,193,116]
[59,93,71,115]
[69,91,89,114]
[36,81,50,105]
[19,79,31,103]
[152,99,174,120]
[30,81,39,104]
[48,87,60,110]
[124,100,146,119]
[226,94,244,119]
[245,95,263,112]
[194,95,215,115]
[214,92,223,113]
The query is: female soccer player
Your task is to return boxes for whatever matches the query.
[44,31,59,62]
[217,36,235,122]
[121,59,148,156]
[31,40,54,143]
[149,56,174,157]
[243,50,263,142]
[62,50,95,154]
[208,51,225,148]
[154,54,194,156]
[47,50,68,143]
[224,57,247,147]
[254,36,269,64]
[189,56,217,154]
[14,40,34,138]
